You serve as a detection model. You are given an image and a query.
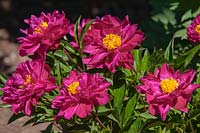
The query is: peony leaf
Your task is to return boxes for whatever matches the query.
[128,118,142,133]
[141,49,150,73]
[123,94,138,127]
[79,19,94,47]
[74,16,81,46]
[0,73,7,84]
[8,113,25,124]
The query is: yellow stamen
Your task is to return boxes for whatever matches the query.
[67,81,79,95]
[33,21,48,33]
[24,75,32,85]
[102,34,122,50]
[195,24,200,34]
[19,75,32,88]
[160,78,178,93]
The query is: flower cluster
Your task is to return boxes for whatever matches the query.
[0,10,199,126]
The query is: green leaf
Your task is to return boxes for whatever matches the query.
[141,49,150,73]
[0,103,11,108]
[8,113,25,124]
[41,123,59,133]
[79,20,94,47]
[60,41,79,56]
[128,118,142,133]
[133,50,141,72]
[164,38,174,61]
[55,60,62,86]
[123,94,138,127]
[0,73,7,84]
[173,29,187,39]
[175,44,200,69]
[74,16,81,46]
[188,109,200,121]
[181,9,192,22]
[139,112,157,119]
[113,84,126,113]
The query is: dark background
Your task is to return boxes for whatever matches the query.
[0,0,150,41]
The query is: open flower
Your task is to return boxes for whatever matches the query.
[136,63,200,121]
[18,10,71,58]
[187,14,200,43]
[51,71,110,120]
[82,15,144,72]
[1,59,57,115]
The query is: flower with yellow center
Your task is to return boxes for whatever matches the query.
[33,21,48,34]
[195,24,200,34]
[102,34,122,50]
[67,81,79,95]
[160,78,178,93]
[19,75,32,88]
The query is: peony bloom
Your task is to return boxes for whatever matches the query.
[18,10,71,58]
[136,63,200,121]
[187,14,200,43]
[1,59,57,115]
[51,70,110,120]
[82,15,144,72]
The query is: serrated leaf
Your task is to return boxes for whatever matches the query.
[173,29,187,39]
[188,109,200,121]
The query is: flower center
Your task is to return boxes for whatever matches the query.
[67,81,79,95]
[102,34,122,50]
[24,75,32,85]
[33,21,48,34]
[19,75,32,89]
[195,24,200,34]
[160,78,178,93]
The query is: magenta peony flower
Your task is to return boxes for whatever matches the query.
[51,70,110,120]
[187,14,200,43]
[1,59,57,115]
[18,10,71,58]
[136,63,200,121]
[82,15,144,72]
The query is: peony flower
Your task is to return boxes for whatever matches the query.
[18,10,71,58]
[136,63,200,121]
[51,70,110,120]
[1,59,57,115]
[82,15,144,72]
[187,14,200,43]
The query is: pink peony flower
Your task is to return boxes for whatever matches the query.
[187,14,200,43]
[136,63,200,121]
[1,59,57,115]
[18,10,71,58]
[51,70,110,120]
[82,15,144,72]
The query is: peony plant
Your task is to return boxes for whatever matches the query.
[0,8,200,133]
